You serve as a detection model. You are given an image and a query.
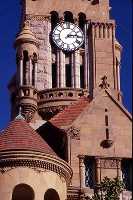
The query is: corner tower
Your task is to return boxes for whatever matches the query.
[9,0,122,121]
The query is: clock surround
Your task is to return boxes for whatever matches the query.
[52,22,84,52]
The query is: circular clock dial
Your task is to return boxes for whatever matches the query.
[52,22,84,52]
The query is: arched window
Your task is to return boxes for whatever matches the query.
[122,159,132,191]
[50,11,59,30]
[78,12,86,31]
[44,189,60,200]
[80,64,84,88]
[12,184,35,200]
[23,50,29,85]
[52,63,57,88]
[84,156,95,189]
[32,52,37,86]
[64,11,74,23]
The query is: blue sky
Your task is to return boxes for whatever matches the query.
[0,0,132,130]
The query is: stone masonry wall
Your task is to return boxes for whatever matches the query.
[29,17,52,90]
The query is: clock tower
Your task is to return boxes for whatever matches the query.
[9,0,122,121]
[3,0,132,199]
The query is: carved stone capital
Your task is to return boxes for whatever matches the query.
[67,126,80,140]
[99,75,110,89]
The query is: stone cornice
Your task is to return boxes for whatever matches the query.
[26,14,51,22]
[90,20,115,28]
[0,150,73,185]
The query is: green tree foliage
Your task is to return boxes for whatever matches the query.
[89,177,125,200]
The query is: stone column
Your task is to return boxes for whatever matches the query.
[29,56,33,85]
[84,23,89,89]
[71,53,75,88]
[60,51,66,88]
[79,155,85,189]
[117,62,121,91]
[96,158,101,184]
[56,50,60,88]
[74,50,81,88]
[34,61,38,88]
[46,17,52,89]
[19,56,23,86]
[117,159,122,179]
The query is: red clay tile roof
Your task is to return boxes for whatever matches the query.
[0,119,56,156]
[50,96,89,128]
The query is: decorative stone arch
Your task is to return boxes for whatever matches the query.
[44,189,60,200]
[12,183,35,200]
[64,11,74,23]
[78,12,86,30]
[50,11,59,29]
[23,50,29,85]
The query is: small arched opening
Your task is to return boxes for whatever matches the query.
[64,11,74,23]
[44,189,60,200]
[12,183,35,200]
[32,52,37,86]
[78,12,86,31]
[50,11,59,30]
[23,50,29,85]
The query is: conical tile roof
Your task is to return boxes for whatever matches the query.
[15,21,39,46]
[0,118,56,156]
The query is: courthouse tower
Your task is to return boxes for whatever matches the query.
[0,0,132,200]
[9,0,123,120]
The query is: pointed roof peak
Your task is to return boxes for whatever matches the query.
[0,119,56,156]
[15,20,39,47]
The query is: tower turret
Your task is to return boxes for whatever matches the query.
[14,21,39,121]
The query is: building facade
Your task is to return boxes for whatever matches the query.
[0,0,132,199]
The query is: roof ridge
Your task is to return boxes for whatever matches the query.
[50,96,89,127]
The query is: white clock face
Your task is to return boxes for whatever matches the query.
[52,22,84,52]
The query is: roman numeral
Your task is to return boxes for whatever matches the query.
[76,39,81,45]
[66,23,70,29]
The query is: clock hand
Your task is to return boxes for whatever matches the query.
[65,33,76,39]
[67,34,83,38]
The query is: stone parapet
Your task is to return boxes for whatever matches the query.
[38,88,89,119]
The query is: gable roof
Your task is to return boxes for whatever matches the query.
[0,119,56,156]
[49,90,132,129]
[50,96,90,128]
[105,90,132,120]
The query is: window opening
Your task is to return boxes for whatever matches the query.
[12,184,34,200]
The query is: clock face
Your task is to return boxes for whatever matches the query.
[52,22,84,52]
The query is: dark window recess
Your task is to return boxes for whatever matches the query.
[12,184,34,200]
[50,11,59,30]
[122,159,132,191]
[78,12,86,31]
[66,64,72,87]
[64,11,74,23]
[80,65,84,88]
[52,64,57,88]
[84,157,95,188]
[32,63,35,86]
[44,189,60,200]
[106,128,109,139]
[105,115,109,126]
[23,51,29,85]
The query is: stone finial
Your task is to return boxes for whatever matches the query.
[15,20,39,48]
[67,126,80,139]
[15,106,25,120]
[99,75,110,89]
[23,20,30,29]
